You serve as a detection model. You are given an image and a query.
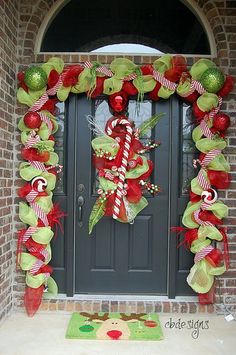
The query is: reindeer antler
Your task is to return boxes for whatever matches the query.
[120,313,146,322]
[80,312,110,322]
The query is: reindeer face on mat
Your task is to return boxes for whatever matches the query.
[80,312,146,340]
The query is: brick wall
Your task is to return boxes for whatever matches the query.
[0,0,19,322]
[1,0,235,315]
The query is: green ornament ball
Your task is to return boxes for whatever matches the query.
[24,66,47,91]
[200,68,225,93]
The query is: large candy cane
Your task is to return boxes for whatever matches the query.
[106,118,133,219]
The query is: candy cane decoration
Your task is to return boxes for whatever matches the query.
[106,118,133,219]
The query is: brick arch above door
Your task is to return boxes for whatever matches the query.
[17,0,229,64]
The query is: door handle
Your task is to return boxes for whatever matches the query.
[77,195,85,227]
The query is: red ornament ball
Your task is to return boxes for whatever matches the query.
[213,113,230,132]
[24,112,41,129]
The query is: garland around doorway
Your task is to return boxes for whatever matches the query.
[16,55,234,315]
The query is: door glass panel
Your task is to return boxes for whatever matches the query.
[181,103,198,195]
[54,102,66,194]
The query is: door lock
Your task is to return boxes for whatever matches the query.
[78,184,85,193]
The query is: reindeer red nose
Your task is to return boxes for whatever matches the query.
[107,330,122,340]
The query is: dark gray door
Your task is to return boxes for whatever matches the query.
[52,95,195,296]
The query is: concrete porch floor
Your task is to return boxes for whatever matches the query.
[0,312,236,355]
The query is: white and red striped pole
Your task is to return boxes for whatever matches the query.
[106,118,133,220]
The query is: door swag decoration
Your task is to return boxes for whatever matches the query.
[16,55,234,315]
[88,113,162,234]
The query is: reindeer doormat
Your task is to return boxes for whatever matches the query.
[66,312,164,340]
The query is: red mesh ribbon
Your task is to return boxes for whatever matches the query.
[24,285,44,317]
[220,228,230,271]
[47,203,67,237]
[171,227,198,249]
[198,282,215,305]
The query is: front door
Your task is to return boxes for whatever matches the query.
[51,94,195,297]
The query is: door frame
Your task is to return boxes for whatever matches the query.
[64,93,184,298]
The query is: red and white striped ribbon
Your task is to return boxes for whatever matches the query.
[200,201,211,211]
[83,61,113,77]
[22,227,38,243]
[208,96,223,119]
[123,73,138,81]
[25,189,38,203]
[39,112,53,133]
[202,149,221,167]
[46,164,63,173]
[30,259,44,274]
[197,169,211,190]
[41,248,49,259]
[47,77,63,96]
[31,202,49,226]
[191,80,206,95]
[152,70,177,90]
[193,209,214,226]
[83,61,93,69]
[97,66,113,77]
[29,160,48,172]
[194,149,221,190]
[179,82,196,98]
[30,92,49,112]
[25,131,41,149]
[194,245,214,263]
[106,118,133,219]
[104,171,116,181]
[200,119,214,139]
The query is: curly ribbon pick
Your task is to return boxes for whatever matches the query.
[106,118,133,220]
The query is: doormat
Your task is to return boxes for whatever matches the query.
[66,312,164,340]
